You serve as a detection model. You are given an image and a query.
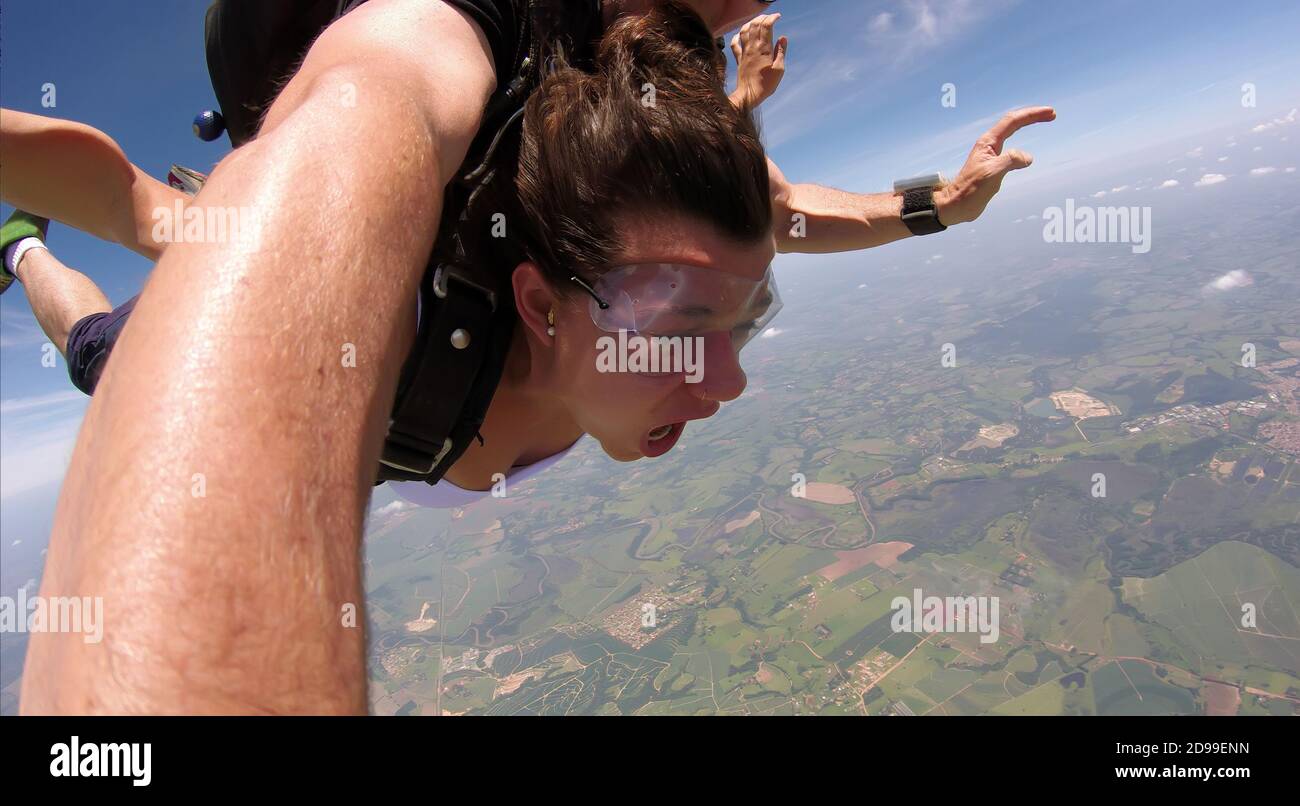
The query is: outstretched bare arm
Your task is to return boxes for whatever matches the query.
[771,107,1057,253]
[0,108,184,261]
[21,0,496,714]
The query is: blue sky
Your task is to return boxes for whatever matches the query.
[2,0,1299,590]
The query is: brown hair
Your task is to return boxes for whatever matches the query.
[508,1,771,293]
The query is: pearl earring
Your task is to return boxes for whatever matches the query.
[546,309,556,337]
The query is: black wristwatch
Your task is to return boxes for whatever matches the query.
[901,188,947,236]
[895,173,948,236]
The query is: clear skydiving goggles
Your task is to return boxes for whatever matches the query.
[568,263,783,351]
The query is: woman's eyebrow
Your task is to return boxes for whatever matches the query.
[666,303,718,317]
[666,294,771,319]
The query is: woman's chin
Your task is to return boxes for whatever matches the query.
[595,436,645,463]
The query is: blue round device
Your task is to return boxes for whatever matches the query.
[192,110,226,142]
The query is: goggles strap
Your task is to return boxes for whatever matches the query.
[569,274,609,309]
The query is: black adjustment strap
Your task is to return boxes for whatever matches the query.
[901,186,947,236]
[373,22,535,487]
[379,263,497,479]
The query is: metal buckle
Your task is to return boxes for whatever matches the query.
[380,436,454,476]
[432,264,497,311]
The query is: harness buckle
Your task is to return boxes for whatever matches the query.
[380,435,454,476]
[432,264,498,311]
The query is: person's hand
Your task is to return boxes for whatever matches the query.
[936,107,1057,225]
[729,13,787,109]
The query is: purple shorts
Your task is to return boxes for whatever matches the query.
[65,294,139,395]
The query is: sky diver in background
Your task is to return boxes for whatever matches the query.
[13,0,1053,713]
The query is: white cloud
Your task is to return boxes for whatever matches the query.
[1092,191,1107,198]
[1250,107,1299,133]
[373,500,412,519]
[1185,146,1204,158]
[1249,166,1276,176]
[1194,173,1228,187]
[0,417,83,501]
[0,311,51,349]
[1110,185,1129,193]
[1202,269,1253,294]
[915,3,939,38]
[760,327,784,339]
[0,389,90,501]
[0,389,86,416]
[875,0,1016,56]
[761,0,1017,147]
[1217,156,1229,162]
[1157,179,1180,188]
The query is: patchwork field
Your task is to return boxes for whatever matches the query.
[357,168,1300,717]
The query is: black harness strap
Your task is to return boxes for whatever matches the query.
[377,261,515,482]
[373,7,544,486]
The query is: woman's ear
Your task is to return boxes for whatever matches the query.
[511,262,557,343]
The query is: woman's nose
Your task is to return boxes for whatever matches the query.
[687,331,747,402]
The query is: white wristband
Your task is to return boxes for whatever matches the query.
[8,237,47,275]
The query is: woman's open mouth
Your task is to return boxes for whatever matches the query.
[642,421,685,457]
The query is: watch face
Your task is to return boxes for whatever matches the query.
[893,173,946,193]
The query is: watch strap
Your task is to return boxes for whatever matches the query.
[901,187,947,236]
